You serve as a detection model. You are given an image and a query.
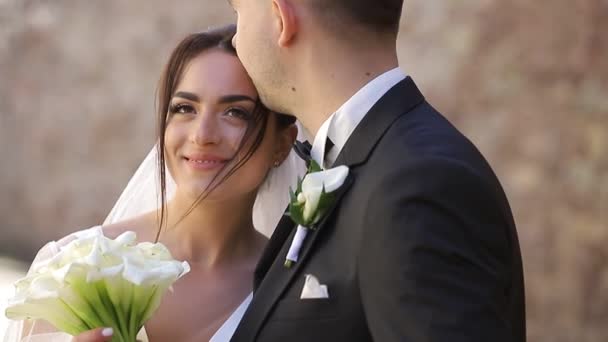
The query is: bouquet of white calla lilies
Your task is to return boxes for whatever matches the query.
[5,227,190,341]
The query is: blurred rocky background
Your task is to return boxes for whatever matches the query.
[0,0,606,340]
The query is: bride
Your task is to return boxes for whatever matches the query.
[4,24,305,342]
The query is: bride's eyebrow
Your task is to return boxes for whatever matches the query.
[173,91,199,102]
[218,94,257,104]
[173,92,256,105]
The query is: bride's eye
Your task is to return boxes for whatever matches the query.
[170,103,196,115]
[225,107,252,121]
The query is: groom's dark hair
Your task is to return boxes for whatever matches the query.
[309,0,404,36]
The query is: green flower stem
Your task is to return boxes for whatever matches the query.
[65,280,108,331]
[95,281,130,342]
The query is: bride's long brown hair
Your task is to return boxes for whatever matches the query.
[154,25,295,242]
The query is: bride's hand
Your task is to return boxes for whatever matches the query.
[72,327,114,342]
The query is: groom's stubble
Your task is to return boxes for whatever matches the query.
[233,0,404,129]
[232,0,292,115]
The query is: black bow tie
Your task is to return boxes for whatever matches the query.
[293,140,312,164]
[293,138,334,166]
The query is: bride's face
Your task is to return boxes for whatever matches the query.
[164,49,283,202]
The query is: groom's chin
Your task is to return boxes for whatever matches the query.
[255,87,290,114]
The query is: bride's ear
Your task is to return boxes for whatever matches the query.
[275,123,298,164]
[272,0,297,47]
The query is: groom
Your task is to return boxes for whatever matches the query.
[229,0,526,341]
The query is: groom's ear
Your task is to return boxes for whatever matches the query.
[272,0,298,47]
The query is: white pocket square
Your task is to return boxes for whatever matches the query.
[300,274,329,299]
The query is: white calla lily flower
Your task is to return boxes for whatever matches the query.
[284,164,350,268]
[300,165,349,222]
[5,227,190,341]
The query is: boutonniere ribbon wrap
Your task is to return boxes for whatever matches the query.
[285,160,349,268]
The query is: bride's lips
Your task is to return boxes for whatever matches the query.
[183,153,229,171]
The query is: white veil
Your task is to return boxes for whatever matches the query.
[4,129,306,342]
[103,145,177,226]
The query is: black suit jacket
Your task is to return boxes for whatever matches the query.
[231,77,526,341]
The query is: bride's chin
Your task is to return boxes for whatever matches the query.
[174,181,214,200]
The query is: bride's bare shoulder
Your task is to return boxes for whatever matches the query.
[102,211,159,242]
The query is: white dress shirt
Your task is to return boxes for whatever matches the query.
[310,67,407,168]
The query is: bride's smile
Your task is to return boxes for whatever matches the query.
[182,153,229,171]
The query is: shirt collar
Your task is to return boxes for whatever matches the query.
[311,67,406,167]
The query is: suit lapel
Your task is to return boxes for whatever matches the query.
[232,77,425,341]
[334,76,425,167]
[253,213,295,290]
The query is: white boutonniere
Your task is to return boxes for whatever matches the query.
[284,160,349,268]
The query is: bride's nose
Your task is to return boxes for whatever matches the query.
[190,111,221,146]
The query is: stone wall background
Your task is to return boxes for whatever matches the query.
[1,1,606,341]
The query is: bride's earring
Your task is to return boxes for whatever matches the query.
[273,160,281,168]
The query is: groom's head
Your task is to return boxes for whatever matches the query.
[230,0,404,112]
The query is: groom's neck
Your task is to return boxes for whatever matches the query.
[290,39,399,136]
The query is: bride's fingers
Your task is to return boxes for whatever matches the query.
[72,327,114,342]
